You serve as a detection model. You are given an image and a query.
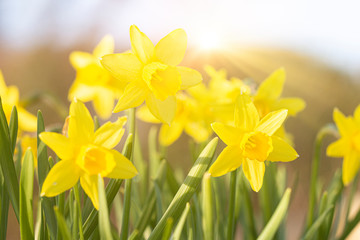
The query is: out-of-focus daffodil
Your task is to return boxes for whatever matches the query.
[209,94,298,192]
[253,68,306,144]
[40,99,138,209]
[21,135,38,167]
[327,106,360,185]
[101,25,202,124]
[68,35,126,119]
[0,70,37,132]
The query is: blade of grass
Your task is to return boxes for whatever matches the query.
[173,202,190,240]
[302,206,334,240]
[54,206,71,240]
[227,170,237,240]
[257,188,292,240]
[98,175,113,240]
[148,137,218,239]
[202,173,214,240]
[161,218,173,240]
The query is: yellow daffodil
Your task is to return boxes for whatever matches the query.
[68,35,126,119]
[40,99,138,209]
[101,25,202,124]
[209,94,298,191]
[0,70,37,132]
[327,106,360,185]
[253,68,306,144]
[20,135,38,168]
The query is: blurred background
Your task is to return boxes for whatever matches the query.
[1,0,360,239]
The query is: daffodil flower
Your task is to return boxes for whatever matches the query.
[101,25,202,124]
[68,35,126,119]
[40,99,138,209]
[0,70,37,132]
[209,94,298,191]
[253,68,306,144]
[327,106,360,185]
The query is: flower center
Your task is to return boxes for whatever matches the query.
[142,62,181,101]
[243,131,273,162]
[76,144,116,176]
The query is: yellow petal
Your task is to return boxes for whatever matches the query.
[211,122,244,146]
[137,105,161,123]
[273,98,306,116]
[0,70,7,95]
[267,136,298,162]
[80,174,100,210]
[327,138,347,157]
[130,25,154,63]
[68,100,94,143]
[155,28,187,66]
[185,122,211,143]
[354,104,360,124]
[41,160,80,197]
[105,150,138,179]
[159,121,184,146]
[242,158,265,192]
[255,68,285,101]
[92,88,115,119]
[93,35,114,59]
[101,53,142,83]
[209,146,243,177]
[333,108,357,136]
[235,94,259,131]
[39,132,75,159]
[342,151,360,185]
[5,86,19,105]
[94,116,127,149]
[18,107,37,132]
[177,66,202,89]
[256,109,288,136]
[146,94,176,124]
[68,82,97,102]
[69,51,95,69]
[113,81,148,113]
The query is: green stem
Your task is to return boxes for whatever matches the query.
[120,108,136,240]
[345,173,359,223]
[306,123,338,230]
[227,170,237,240]
[74,184,84,240]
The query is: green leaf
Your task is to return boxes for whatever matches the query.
[172,202,190,240]
[20,149,34,240]
[0,171,10,240]
[98,175,113,240]
[302,206,334,240]
[161,218,173,240]
[54,206,71,240]
[257,188,292,240]
[148,137,218,239]
[9,106,18,156]
[202,173,214,240]
[0,97,19,221]
[37,111,57,239]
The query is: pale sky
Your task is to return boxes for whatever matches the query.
[1,0,359,75]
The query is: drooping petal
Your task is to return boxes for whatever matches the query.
[68,99,94,143]
[146,94,176,124]
[155,28,187,66]
[39,132,75,160]
[273,98,306,116]
[159,121,184,146]
[69,51,95,69]
[41,160,80,197]
[185,122,211,143]
[234,94,259,131]
[101,53,142,83]
[137,106,162,123]
[211,122,244,146]
[0,70,7,95]
[177,66,202,89]
[5,86,19,105]
[94,116,127,149]
[105,150,138,179]
[342,150,360,185]
[267,136,299,162]
[130,25,154,63]
[255,68,285,101]
[68,82,97,102]
[242,158,265,192]
[113,81,148,113]
[93,35,114,59]
[92,88,115,119]
[256,109,288,136]
[208,146,243,177]
[333,108,357,137]
[327,138,348,157]
[17,107,37,132]
[80,174,100,210]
